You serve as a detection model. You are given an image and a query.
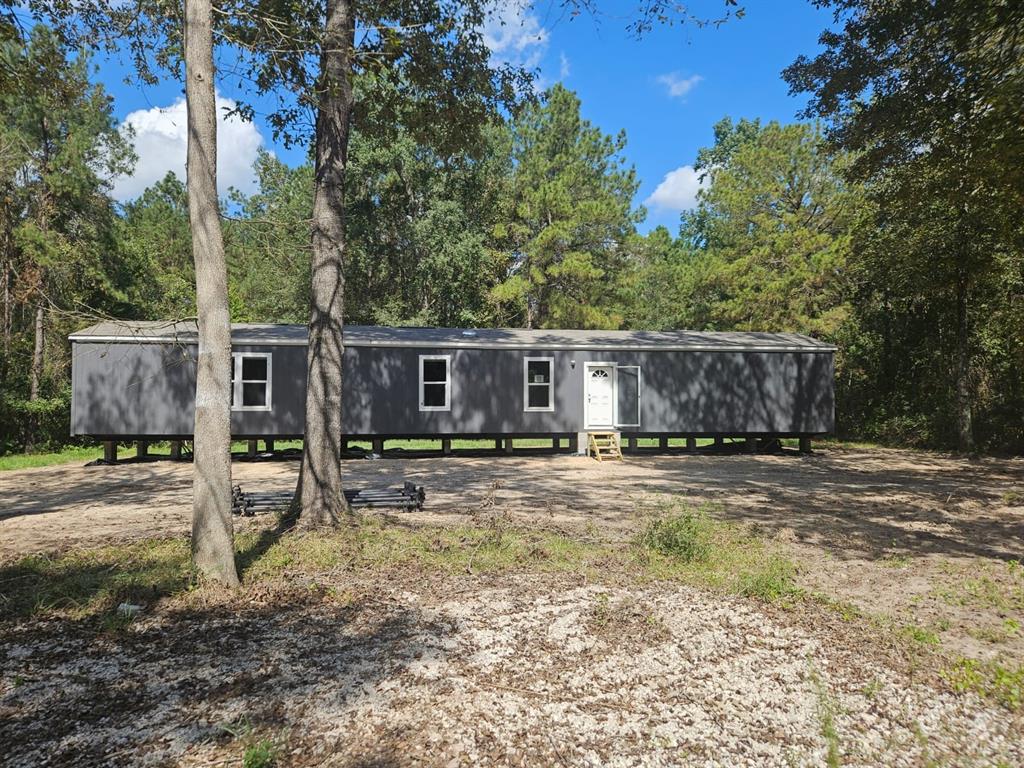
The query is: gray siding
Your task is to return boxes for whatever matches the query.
[71,342,307,438]
[72,341,834,438]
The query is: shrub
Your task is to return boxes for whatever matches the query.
[638,510,713,563]
[0,390,73,454]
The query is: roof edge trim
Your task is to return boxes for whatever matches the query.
[70,335,837,353]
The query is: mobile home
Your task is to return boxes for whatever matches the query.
[69,321,835,452]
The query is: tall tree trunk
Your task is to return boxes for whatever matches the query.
[296,0,355,526]
[2,254,12,387]
[24,304,44,452]
[184,0,239,586]
[29,304,43,400]
[954,268,974,454]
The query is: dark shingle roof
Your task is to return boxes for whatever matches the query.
[69,321,836,351]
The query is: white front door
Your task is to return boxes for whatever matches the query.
[587,365,615,427]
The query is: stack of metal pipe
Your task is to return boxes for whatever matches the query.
[231,481,425,516]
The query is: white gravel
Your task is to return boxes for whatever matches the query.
[1,577,1019,767]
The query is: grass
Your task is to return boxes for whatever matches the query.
[635,506,802,603]
[0,444,124,471]
[220,717,284,768]
[943,657,1024,711]
[5,504,1022,716]
[0,503,805,626]
[810,666,843,768]
[0,437,569,472]
[933,560,1024,615]
[0,433,818,473]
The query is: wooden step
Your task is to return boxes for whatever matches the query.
[587,431,623,462]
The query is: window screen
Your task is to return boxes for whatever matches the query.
[524,358,554,411]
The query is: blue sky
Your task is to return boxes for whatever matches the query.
[88,1,834,233]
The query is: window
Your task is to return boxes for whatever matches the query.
[419,355,450,411]
[231,353,272,411]
[524,357,554,412]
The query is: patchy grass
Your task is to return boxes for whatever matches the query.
[220,717,285,768]
[933,560,1024,615]
[899,623,942,647]
[238,517,611,584]
[636,507,801,603]
[943,658,1024,711]
[0,538,192,621]
[738,554,799,602]
[637,509,713,563]
[0,503,811,626]
[242,740,281,768]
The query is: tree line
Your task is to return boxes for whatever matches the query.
[3,6,1024,460]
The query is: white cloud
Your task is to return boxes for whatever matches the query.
[657,72,703,100]
[559,52,570,80]
[483,2,549,70]
[645,165,706,212]
[111,95,267,202]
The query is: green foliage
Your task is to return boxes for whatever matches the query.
[0,391,71,455]
[490,85,642,329]
[0,538,192,622]
[638,510,713,563]
[342,104,511,327]
[680,118,860,339]
[0,26,137,451]
[119,172,194,317]
[785,0,1024,452]
[242,739,280,768]
[737,555,799,602]
[943,658,1024,712]
[637,505,801,604]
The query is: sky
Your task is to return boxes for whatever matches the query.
[87,1,835,233]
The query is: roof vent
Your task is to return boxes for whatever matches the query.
[461,330,478,337]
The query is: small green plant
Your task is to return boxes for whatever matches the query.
[592,592,612,627]
[738,555,800,602]
[243,739,280,768]
[1001,490,1023,506]
[881,553,910,569]
[861,678,882,700]
[638,510,713,563]
[900,623,940,646]
[810,667,842,768]
[220,718,282,768]
[943,658,1024,711]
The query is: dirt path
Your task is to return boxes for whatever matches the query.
[3,447,1022,556]
[2,447,1023,660]
[1,574,1019,767]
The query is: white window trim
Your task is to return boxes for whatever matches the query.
[419,354,451,411]
[523,356,555,412]
[232,352,272,412]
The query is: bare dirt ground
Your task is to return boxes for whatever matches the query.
[2,447,1023,766]
[2,446,1023,660]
